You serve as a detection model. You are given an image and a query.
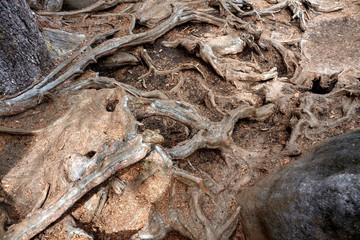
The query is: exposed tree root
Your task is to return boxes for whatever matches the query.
[0,126,42,136]
[137,47,206,89]
[3,132,158,240]
[123,88,271,239]
[3,72,358,239]
[163,36,278,83]
[284,92,360,156]
[1,73,266,239]
[133,165,244,240]
[38,0,140,16]
[263,38,300,73]
[62,215,93,240]
[2,1,358,240]
[238,0,345,30]
[0,5,244,116]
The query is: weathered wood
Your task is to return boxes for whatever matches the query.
[3,134,152,240]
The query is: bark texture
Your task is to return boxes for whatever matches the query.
[0,0,53,96]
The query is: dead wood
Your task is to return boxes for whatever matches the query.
[3,133,155,240]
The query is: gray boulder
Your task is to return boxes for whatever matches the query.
[42,28,86,60]
[63,0,98,10]
[237,129,360,240]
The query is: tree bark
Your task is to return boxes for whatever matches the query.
[0,0,53,96]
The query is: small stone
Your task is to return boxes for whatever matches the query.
[63,0,98,10]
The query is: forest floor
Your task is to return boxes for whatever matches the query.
[0,0,359,239]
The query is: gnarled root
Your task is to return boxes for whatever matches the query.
[238,0,345,30]
[0,5,235,116]
[163,36,278,83]
[3,134,153,240]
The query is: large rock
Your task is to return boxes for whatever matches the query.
[237,129,360,240]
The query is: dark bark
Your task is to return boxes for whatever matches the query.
[0,0,53,96]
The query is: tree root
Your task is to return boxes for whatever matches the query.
[3,133,155,240]
[134,97,255,159]
[191,190,240,240]
[134,161,244,240]
[113,81,266,239]
[38,0,140,16]
[0,126,42,136]
[62,215,93,240]
[137,47,205,89]
[238,0,345,30]
[0,5,239,116]
[284,93,360,156]
[208,0,254,16]
[263,38,300,73]
[163,36,278,83]
[2,1,357,240]
[60,76,171,100]
[207,0,261,38]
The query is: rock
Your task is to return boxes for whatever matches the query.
[237,128,360,240]
[45,0,63,11]
[98,51,139,70]
[27,0,63,11]
[63,0,98,10]
[42,28,86,60]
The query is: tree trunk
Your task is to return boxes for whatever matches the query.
[0,0,53,96]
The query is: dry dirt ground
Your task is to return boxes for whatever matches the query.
[0,0,359,239]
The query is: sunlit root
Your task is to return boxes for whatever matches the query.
[173,169,212,197]
[263,38,300,73]
[131,205,168,240]
[0,5,236,116]
[0,126,42,136]
[135,50,262,110]
[123,90,265,239]
[163,36,277,83]
[165,173,241,240]
[138,48,206,89]
[1,87,167,239]
[60,76,170,100]
[83,186,109,217]
[283,94,359,156]
[239,0,345,30]
[38,0,140,16]
[191,190,240,240]
[135,97,255,158]
[63,215,93,240]
[3,133,154,240]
